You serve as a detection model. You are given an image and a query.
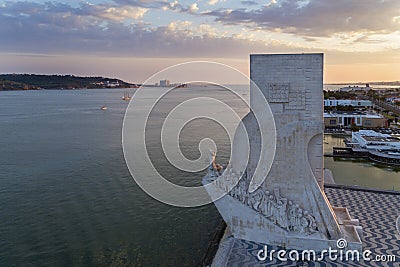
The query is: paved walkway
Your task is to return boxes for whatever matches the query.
[212,186,400,266]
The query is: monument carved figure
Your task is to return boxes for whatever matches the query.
[215,175,318,234]
[209,150,224,176]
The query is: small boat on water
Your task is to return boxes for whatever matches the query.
[100,105,108,110]
[122,92,131,101]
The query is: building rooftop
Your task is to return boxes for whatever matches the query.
[324,112,383,119]
[362,136,398,142]
[212,185,400,266]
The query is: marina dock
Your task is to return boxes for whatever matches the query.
[326,146,400,166]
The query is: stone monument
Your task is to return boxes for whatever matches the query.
[205,54,363,251]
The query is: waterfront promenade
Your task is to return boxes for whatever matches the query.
[207,185,400,266]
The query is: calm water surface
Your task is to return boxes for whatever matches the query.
[1,89,399,266]
[0,88,232,266]
[324,135,400,190]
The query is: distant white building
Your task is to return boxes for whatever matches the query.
[339,84,372,93]
[105,81,120,87]
[352,130,400,152]
[324,99,372,108]
[324,111,386,128]
[159,80,170,87]
[386,97,400,104]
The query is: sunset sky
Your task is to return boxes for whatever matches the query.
[1,0,399,83]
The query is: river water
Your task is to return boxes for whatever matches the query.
[0,88,399,266]
[0,87,234,266]
[324,135,400,190]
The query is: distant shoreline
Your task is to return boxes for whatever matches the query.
[0,85,165,91]
[0,74,139,91]
[326,82,400,86]
[1,73,399,91]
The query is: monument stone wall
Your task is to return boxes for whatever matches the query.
[205,54,363,251]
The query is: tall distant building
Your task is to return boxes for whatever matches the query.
[159,80,170,87]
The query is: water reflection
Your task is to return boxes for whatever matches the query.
[324,135,400,191]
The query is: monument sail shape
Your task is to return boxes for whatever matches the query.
[205,54,363,251]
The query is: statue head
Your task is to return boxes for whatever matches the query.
[273,188,281,201]
[298,209,303,215]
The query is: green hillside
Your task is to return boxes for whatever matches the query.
[0,74,137,90]
[0,78,36,90]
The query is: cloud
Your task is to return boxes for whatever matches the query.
[204,0,400,37]
[208,0,228,6]
[1,0,399,67]
[189,2,199,13]
[110,0,166,9]
[76,2,149,21]
[162,0,183,11]
[302,36,319,42]
[91,5,148,21]
[0,1,300,58]
[0,1,148,23]
[167,20,192,31]
[240,1,258,6]
[353,35,385,44]
[159,0,203,14]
